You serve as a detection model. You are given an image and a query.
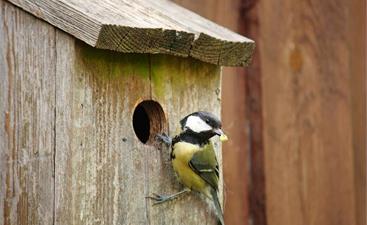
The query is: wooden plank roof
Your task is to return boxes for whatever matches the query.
[7,0,255,66]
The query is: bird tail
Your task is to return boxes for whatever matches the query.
[210,188,225,225]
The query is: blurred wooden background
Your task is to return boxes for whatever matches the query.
[173,0,366,225]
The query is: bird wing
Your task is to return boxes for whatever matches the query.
[188,142,219,190]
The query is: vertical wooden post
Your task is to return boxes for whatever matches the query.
[238,1,267,225]
[348,0,366,224]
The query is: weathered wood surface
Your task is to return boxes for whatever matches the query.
[348,0,366,224]
[5,0,255,66]
[172,1,250,225]
[54,38,222,225]
[54,31,153,225]
[348,0,367,225]
[238,2,267,225]
[149,54,222,225]
[0,1,56,224]
[259,0,358,224]
[1,2,223,224]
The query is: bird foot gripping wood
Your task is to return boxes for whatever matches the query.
[146,193,174,205]
[155,133,172,146]
[146,189,190,205]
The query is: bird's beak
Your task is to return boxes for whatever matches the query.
[214,128,228,142]
[220,134,228,142]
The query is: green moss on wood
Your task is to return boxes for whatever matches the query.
[150,54,219,99]
[73,42,220,113]
[77,42,150,81]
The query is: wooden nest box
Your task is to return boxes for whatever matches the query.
[0,0,254,224]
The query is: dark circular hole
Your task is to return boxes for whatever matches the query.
[133,106,150,143]
[132,100,166,144]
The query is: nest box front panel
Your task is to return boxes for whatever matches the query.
[55,34,222,225]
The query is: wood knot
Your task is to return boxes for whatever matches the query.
[289,46,303,73]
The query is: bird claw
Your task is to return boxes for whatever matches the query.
[146,193,171,205]
[155,133,172,146]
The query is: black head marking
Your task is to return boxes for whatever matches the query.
[195,111,222,129]
[177,111,224,146]
[179,111,221,131]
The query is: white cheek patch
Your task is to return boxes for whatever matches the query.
[185,115,212,133]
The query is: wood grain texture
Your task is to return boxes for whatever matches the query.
[55,34,152,225]
[0,1,56,224]
[6,0,255,66]
[348,0,366,224]
[259,0,358,224]
[238,1,267,225]
[171,1,250,225]
[53,36,223,224]
[149,54,222,225]
[1,1,224,224]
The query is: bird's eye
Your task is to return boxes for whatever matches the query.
[205,119,210,123]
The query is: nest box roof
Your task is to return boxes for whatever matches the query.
[8,0,255,66]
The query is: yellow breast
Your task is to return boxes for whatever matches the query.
[172,142,207,192]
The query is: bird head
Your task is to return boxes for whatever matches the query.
[180,111,228,142]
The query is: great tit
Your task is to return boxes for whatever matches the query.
[148,111,228,225]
